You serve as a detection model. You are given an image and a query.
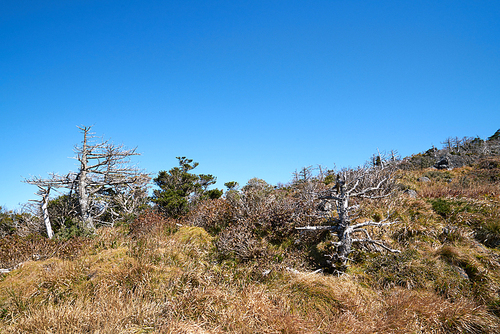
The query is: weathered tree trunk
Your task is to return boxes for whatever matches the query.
[335,184,351,265]
[40,186,54,239]
[77,129,94,230]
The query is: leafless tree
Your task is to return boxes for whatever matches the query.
[297,160,400,271]
[25,126,149,232]
[24,174,74,235]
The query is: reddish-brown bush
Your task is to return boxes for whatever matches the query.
[187,199,233,235]
[128,209,177,237]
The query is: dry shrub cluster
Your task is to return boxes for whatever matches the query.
[215,224,263,262]
[187,183,319,269]
[187,199,233,235]
[128,209,178,237]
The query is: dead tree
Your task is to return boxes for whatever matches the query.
[25,126,148,232]
[25,174,74,237]
[32,186,54,239]
[71,125,146,229]
[297,161,400,271]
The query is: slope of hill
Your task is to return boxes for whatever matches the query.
[1,142,500,333]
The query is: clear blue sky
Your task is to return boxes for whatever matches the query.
[1,0,499,210]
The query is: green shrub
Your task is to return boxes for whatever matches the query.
[430,198,454,218]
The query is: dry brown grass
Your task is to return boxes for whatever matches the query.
[375,289,499,334]
[0,235,90,269]
[419,183,500,199]
[4,268,498,334]
[404,163,500,200]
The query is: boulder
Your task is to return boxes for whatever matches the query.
[434,156,450,170]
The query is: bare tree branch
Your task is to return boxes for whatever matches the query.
[296,157,400,271]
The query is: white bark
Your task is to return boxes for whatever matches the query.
[26,186,54,239]
[40,186,54,239]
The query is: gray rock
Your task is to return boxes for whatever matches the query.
[434,157,450,170]
[403,189,418,198]
[417,176,430,182]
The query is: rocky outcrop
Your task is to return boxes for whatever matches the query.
[434,156,450,169]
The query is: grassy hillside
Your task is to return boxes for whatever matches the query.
[1,156,500,333]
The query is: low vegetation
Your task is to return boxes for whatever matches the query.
[1,130,500,333]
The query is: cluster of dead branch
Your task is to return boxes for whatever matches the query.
[297,159,401,271]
